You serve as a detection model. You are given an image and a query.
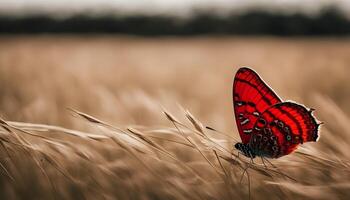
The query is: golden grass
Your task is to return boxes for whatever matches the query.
[0,36,349,199]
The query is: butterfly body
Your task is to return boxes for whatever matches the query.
[233,67,320,159]
[235,117,282,159]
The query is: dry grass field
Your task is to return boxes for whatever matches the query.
[0,35,349,199]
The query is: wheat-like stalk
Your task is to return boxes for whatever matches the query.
[0,103,348,199]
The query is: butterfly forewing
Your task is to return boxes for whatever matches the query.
[233,67,282,143]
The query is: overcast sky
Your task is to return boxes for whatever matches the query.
[0,0,349,17]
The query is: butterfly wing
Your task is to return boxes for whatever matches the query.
[233,67,282,144]
[252,102,320,158]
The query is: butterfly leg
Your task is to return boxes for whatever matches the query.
[261,157,268,169]
[250,156,255,164]
[263,158,297,182]
[247,169,251,200]
[239,167,247,184]
[239,158,253,184]
[236,151,241,161]
[264,158,280,170]
[232,151,241,165]
[238,158,252,200]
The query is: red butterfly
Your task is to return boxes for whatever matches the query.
[233,67,321,159]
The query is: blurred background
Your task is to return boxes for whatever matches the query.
[0,0,349,125]
[1,0,350,35]
[0,0,349,131]
[1,1,350,199]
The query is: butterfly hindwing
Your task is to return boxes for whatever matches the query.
[233,67,282,144]
[258,102,320,157]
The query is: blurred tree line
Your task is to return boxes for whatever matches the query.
[0,7,349,36]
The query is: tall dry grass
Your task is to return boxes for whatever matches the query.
[0,36,349,199]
